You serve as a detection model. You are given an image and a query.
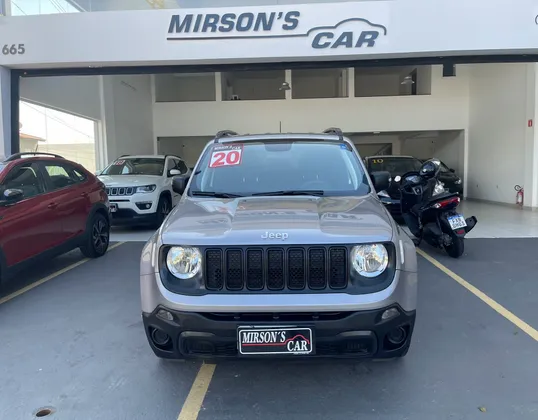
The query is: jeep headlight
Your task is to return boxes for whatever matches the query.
[136,184,157,193]
[351,244,388,278]
[166,246,202,279]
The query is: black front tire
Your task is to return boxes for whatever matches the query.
[444,233,464,258]
[80,213,110,258]
[154,195,172,228]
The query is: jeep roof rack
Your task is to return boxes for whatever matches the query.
[214,130,239,143]
[322,127,344,141]
[5,152,65,162]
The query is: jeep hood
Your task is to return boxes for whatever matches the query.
[161,195,394,246]
[98,175,161,187]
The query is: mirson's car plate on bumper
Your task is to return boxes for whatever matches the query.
[238,327,314,355]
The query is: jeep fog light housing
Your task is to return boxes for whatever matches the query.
[351,244,389,278]
[166,246,202,279]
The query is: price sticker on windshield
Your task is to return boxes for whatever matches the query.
[209,144,243,168]
[114,160,125,165]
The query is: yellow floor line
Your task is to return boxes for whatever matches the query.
[178,363,217,420]
[417,248,538,342]
[0,242,124,306]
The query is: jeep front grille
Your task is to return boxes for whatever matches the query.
[105,187,136,196]
[204,246,348,292]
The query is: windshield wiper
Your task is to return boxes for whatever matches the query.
[190,191,244,198]
[251,190,325,197]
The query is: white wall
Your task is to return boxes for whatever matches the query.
[292,69,345,99]
[154,65,469,138]
[223,71,285,101]
[155,73,216,102]
[435,131,464,175]
[20,76,101,120]
[401,136,437,159]
[466,63,531,205]
[401,131,464,174]
[102,75,154,161]
[348,134,401,156]
[157,136,213,167]
[355,73,401,97]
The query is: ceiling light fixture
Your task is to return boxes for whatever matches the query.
[279,82,291,91]
[400,75,415,85]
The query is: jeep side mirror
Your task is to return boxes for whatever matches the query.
[370,171,391,192]
[172,175,189,195]
[2,188,24,204]
[449,168,455,173]
[168,169,181,177]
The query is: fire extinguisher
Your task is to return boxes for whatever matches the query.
[515,185,524,208]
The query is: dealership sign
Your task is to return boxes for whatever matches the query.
[1,0,538,68]
[167,11,388,49]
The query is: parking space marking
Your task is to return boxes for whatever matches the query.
[417,248,538,342]
[178,363,216,420]
[0,242,125,306]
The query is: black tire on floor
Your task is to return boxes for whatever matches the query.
[80,212,110,258]
[154,195,172,228]
[444,234,464,258]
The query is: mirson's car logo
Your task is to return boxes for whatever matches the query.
[261,232,289,240]
[167,12,388,49]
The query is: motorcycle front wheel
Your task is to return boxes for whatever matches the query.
[444,232,464,258]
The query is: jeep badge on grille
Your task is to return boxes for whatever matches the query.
[261,232,289,240]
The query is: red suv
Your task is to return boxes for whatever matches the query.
[0,152,111,285]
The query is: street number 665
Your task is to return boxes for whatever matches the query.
[2,44,25,55]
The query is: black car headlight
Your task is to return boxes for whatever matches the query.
[166,246,202,279]
[351,244,389,278]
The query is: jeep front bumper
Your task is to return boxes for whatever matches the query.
[142,304,416,359]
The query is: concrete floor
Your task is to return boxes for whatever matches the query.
[109,200,538,244]
[1,239,537,420]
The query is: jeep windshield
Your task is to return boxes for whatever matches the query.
[189,140,371,197]
[101,158,165,176]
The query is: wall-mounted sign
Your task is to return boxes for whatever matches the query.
[167,12,388,50]
[2,0,538,68]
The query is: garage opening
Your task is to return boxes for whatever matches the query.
[12,60,538,240]
[19,100,98,173]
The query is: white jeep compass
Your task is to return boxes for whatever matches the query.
[98,155,191,227]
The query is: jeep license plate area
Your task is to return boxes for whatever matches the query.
[448,214,467,230]
[238,327,314,356]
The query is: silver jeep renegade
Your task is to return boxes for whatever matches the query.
[140,128,418,360]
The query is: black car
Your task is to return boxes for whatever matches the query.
[364,155,423,217]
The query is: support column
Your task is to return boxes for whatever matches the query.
[0,67,12,158]
[531,64,538,209]
[347,67,355,98]
[215,72,222,101]
[524,63,538,209]
[1,0,11,16]
[98,75,115,166]
[285,69,292,100]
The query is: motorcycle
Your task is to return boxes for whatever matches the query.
[399,159,477,258]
